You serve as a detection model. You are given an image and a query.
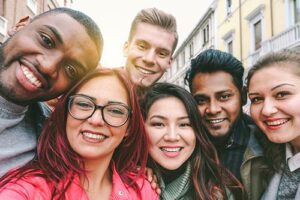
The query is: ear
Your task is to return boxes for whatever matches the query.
[123,41,129,57]
[7,16,31,36]
[241,86,248,106]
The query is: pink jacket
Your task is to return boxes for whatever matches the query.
[0,166,158,200]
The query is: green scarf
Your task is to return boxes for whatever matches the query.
[159,162,192,200]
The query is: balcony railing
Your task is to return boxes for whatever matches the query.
[249,22,300,65]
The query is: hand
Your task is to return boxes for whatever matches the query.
[146,167,161,195]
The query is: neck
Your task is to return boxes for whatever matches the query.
[160,162,188,184]
[80,157,113,200]
[290,136,300,154]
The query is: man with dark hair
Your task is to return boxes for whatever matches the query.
[0,7,103,175]
[123,7,178,89]
[185,49,267,200]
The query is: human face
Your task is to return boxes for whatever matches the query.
[0,13,100,105]
[145,97,196,170]
[248,65,300,152]
[66,75,129,162]
[192,71,241,138]
[123,23,174,88]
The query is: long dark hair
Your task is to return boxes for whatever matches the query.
[141,82,245,199]
[0,68,148,199]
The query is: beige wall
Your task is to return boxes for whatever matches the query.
[216,0,287,68]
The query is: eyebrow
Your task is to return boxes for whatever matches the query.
[271,83,296,91]
[248,83,296,96]
[107,101,128,106]
[45,25,64,44]
[149,115,189,120]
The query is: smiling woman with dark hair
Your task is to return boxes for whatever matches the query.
[0,68,157,200]
[142,82,245,200]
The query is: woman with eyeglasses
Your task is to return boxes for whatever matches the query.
[0,68,158,200]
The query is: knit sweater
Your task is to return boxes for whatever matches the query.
[158,162,192,200]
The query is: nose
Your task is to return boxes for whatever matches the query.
[87,109,105,126]
[205,100,221,115]
[164,125,180,141]
[261,99,278,116]
[142,49,155,66]
[37,51,64,79]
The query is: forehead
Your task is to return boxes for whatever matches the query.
[132,22,175,52]
[76,75,129,103]
[249,64,300,89]
[30,13,99,70]
[192,71,238,95]
[149,97,187,116]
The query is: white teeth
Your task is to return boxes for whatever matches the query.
[21,66,42,88]
[82,132,106,140]
[208,119,225,124]
[161,147,181,152]
[137,67,154,74]
[266,119,289,126]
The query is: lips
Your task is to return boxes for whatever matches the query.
[159,146,183,158]
[81,131,108,142]
[206,118,226,124]
[21,66,42,88]
[264,118,290,130]
[18,58,49,90]
[160,147,182,152]
[136,66,156,75]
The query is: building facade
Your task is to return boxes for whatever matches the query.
[164,0,300,88]
[161,1,217,89]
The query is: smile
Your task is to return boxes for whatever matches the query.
[265,119,289,126]
[82,131,107,141]
[160,147,182,152]
[136,66,156,75]
[206,118,226,124]
[21,66,42,88]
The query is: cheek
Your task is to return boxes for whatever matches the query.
[250,105,262,123]
[158,58,171,70]
[66,115,81,137]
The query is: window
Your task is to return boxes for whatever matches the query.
[223,30,234,55]
[27,0,38,14]
[227,40,233,54]
[181,51,186,66]
[202,24,209,46]
[254,20,262,50]
[226,0,232,16]
[189,42,194,58]
[294,0,300,23]
[245,4,265,52]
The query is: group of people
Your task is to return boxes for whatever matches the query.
[0,6,299,200]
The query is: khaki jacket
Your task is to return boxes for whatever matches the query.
[240,124,269,200]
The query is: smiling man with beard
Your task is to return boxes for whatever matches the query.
[0,7,103,176]
[185,49,268,200]
[123,8,178,93]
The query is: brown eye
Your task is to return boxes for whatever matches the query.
[65,65,78,80]
[41,34,54,49]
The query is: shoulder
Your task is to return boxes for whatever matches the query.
[0,175,51,199]
[111,166,158,200]
[135,176,159,200]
